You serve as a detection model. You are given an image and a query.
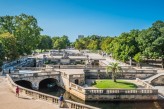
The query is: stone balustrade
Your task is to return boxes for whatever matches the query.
[129,69,157,74]
[16,67,54,71]
[85,89,158,95]
[6,74,100,109]
[47,65,106,69]
[10,71,60,78]
[67,80,158,101]
[70,82,86,94]
[136,78,154,89]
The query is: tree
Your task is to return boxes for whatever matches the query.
[74,39,86,50]
[52,35,70,50]
[108,30,140,62]
[38,35,52,52]
[137,20,164,68]
[0,16,14,34]
[100,37,113,52]
[61,35,70,48]
[133,52,143,68]
[14,14,42,55]
[0,32,18,61]
[106,62,122,82]
[0,14,42,55]
[53,38,63,50]
[87,40,99,50]
[0,40,5,69]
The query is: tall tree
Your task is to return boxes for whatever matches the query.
[0,16,14,34]
[137,20,164,68]
[0,14,42,55]
[87,40,99,50]
[100,37,113,52]
[0,32,18,61]
[0,40,5,69]
[108,30,140,62]
[14,14,42,55]
[133,52,143,68]
[61,35,70,48]
[38,35,52,52]
[52,35,70,50]
[106,62,122,82]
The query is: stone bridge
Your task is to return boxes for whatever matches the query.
[10,71,61,90]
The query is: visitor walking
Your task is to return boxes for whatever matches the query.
[59,94,64,108]
[16,86,20,97]
[9,69,11,74]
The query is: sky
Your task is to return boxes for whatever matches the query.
[0,0,164,42]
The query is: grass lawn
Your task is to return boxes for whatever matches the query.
[92,80,137,89]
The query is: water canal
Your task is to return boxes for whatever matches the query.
[39,86,164,109]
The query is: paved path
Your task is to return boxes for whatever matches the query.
[0,76,61,109]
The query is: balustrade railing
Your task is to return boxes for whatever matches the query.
[10,71,60,79]
[136,78,154,89]
[6,74,100,109]
[85,89,158,95]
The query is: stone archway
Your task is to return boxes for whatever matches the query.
[39,78,58,90]
[15,80,32,89]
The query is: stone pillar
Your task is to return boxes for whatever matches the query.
[129,57,132,66]
[32,82,39,90]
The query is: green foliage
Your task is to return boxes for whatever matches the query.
[109,30,140,62]
[0,41,5,66]
[0,14,164,68]
[87,40,99,50]
[74,35,103,50]
[0,32,18,61]
[93,80,137,89]
[52,35,70,49]
[100,37,113,52]
[137,20,164,68]
[74,38,86,50]
[38,35,52,52]
[133,52,142,67]
[133,52,142,63]
[0,14,42,56]
[106,62,123,82]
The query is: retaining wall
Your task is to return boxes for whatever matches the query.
[6,74,99,109]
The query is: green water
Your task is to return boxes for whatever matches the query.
[39,86,164,109]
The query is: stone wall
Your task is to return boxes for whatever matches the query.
[85,69,157,79]
[69,82,86,101]
[7,74,99,109]
[85,89,158,101]
[151,75,164,86]
[136,78,154,89]
[64,79,158,101]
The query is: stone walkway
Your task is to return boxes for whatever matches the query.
[0,76,62,109]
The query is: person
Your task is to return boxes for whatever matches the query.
[59,94,64,108]
[9,69,11,74]
[59,65,60,69]
[16,86,20,97]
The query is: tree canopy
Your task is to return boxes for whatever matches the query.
[0,14,42,56]
[37,35,52,52]
[0,14,164,68]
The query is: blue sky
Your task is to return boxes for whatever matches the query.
[0,0,164,41]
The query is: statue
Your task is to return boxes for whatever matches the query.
[62,51,69,59]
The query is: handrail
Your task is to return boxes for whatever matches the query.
[6,74,100,109]
[136,78,154,89]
